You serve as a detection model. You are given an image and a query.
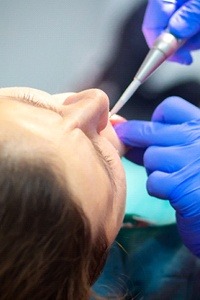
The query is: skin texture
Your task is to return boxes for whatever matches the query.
[0,87,126,244]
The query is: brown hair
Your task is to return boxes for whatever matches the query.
[0,143,109,299]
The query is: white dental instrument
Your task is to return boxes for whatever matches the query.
[110,32,185,116]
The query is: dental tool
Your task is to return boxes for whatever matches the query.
[110,31,185,116]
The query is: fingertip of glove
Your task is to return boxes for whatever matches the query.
[147,171,171,199]
[168,51,193,65]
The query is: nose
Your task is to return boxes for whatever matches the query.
[62,89,110,136]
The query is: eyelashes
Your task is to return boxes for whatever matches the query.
[16,93,64,116]
[96,145,116,190]
[93,142,114,166]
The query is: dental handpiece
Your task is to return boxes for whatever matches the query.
[110,31,185,116]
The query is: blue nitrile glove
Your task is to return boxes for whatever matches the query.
[142,0,200,64]
[115,96,200,257]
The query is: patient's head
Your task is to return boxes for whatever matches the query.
[0,87,126,299]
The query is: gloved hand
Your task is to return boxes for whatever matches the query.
[142,0,200,64]
[115,96,200,257]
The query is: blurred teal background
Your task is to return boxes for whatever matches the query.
[122,158,176,225]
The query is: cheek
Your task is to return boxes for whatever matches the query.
[100,122,126,157]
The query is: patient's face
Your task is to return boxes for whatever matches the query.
[0,87,126,244]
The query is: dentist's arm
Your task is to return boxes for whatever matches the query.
[143,0,200,64]
[115,97,200,257]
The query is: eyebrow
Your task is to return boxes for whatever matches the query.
[92,141,117,193]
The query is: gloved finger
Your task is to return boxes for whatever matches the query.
[169,0,200,39]
[176,212,200,257]
[167,47,193,64]
[167,31,200,64]
[144,143,200,173]
[142,0,178,47]
[115,119,200,148]
[146,170,174,199]
[169,158,200,216]
[143,0,200,65]
[152,96,200,123]
[115,121,170,147]
[147,158,200,214]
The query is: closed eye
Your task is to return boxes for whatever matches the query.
[19,94,64,116]
[3,94,64,116]
[92,141,116,192]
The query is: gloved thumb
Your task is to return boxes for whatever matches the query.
[114,120,187,148]
[147,157,200,216]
